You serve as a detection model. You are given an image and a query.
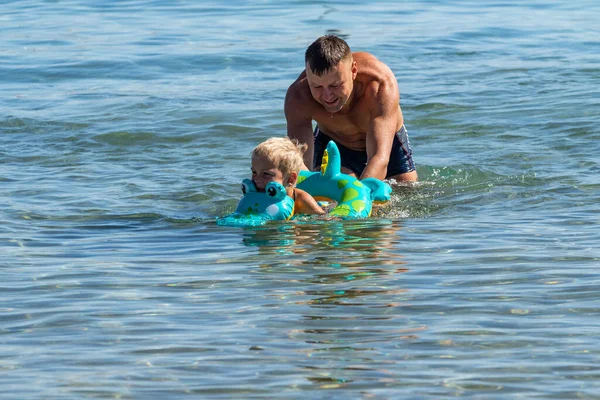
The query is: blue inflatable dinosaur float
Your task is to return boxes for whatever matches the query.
[296,141,392,218]
[217,141,392,226]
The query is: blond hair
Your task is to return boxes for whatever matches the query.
[251,137,308,177]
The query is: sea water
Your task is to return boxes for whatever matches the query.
[2,0,600,398]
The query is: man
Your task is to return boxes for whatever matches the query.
[285,35,417,182]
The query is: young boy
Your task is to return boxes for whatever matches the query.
[251,137,325,216]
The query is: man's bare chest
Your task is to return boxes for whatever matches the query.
[312,111,368,149]
[313,108,370,136]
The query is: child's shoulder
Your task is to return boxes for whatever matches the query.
[293,187,312,200]
[293,188,325,215]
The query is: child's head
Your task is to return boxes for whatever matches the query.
[250,137,307,191]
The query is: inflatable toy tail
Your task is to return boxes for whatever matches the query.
[361,177,393,203]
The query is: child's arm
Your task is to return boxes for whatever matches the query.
[294,188,325,215]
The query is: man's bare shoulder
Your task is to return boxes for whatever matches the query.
[354,53,398,102]
[286,71,310,98]
[354,52,395,80]
[353,51,380,63]
[285,71,316,114]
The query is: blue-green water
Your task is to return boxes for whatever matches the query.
[2,1,600,398]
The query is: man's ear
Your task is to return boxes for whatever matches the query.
[287,172,298,186]
[351,61,358,80]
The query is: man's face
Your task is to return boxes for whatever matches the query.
[306,58,357,113]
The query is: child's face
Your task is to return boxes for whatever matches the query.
[251,154,285,191]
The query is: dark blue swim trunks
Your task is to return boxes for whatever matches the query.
[313,125,416,178]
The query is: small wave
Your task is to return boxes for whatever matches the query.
[92,131,159,146]
[412,102,474,113]
[1,116,89,133]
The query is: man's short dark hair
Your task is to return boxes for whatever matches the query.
[305,35,351,76]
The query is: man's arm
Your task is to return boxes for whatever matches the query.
[360,82,398,180]
[285,83,314,170]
